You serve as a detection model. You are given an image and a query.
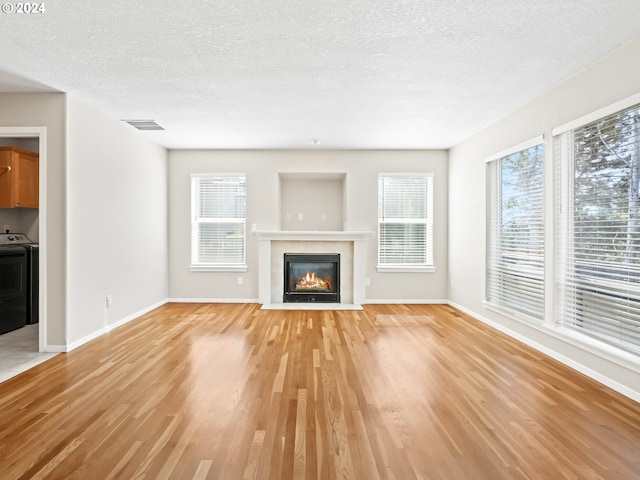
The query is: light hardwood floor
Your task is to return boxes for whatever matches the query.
[1,303,639,479]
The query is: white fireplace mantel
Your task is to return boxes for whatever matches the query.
[254,230,372,309]
[254,230,372,242]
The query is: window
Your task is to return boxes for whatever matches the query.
[191,174,247,271]
[377,174,433,271]
[555,102,640,353]
[486,138,545,321]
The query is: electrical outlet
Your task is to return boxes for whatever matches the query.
[106,295,113,308]
[451,280,455,288]
[298,213,303,221]
[237,276,244,286]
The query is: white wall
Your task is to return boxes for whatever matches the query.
[449,38,640,400]
[0,93,66,347]
[66,96,169,346]
[168,149,448,302]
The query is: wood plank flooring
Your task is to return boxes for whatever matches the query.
[1,303,639,479]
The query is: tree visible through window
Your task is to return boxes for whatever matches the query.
[556,103,640,352]
[486,140,544,320]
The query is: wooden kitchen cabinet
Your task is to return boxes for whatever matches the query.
[0,146,39,209]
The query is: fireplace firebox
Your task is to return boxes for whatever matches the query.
[283,253,340,303]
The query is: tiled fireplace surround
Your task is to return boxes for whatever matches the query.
[254,231,371,310]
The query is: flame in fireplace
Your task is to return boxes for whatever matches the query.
[296,271,332,291]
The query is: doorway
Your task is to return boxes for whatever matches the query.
[0,127,46,354]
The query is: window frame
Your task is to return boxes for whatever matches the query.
[376,173,435,273]
[485,136,545,323]
[554,100,640,355]
[190,173,248,272]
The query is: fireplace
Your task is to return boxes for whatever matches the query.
[283,253,340,303]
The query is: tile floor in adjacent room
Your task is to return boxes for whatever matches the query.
[0,324,58,383]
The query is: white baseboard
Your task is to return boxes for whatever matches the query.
[447,301,640,404]
[66,298,169,352]
[167,298,446,305]
[66,328,107,352]
[44,344,68,353]
[364,298,448,304]
[106,298,169,332]
[168,298,260,304]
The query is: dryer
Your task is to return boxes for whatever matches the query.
[0,245,27,335]
[0,233,38,325]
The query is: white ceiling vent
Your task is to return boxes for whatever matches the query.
[123,119,164,131]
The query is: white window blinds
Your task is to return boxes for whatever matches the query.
[191,174,246,267]
[555,103,640,353]
[378,174,433,267]
[486,140,544,321]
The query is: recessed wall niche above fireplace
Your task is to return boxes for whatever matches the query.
[284,253,340,303]
[279,172,345,231]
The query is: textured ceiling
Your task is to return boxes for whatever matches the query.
[0,1,639,149]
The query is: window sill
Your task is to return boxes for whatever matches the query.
[482,301,640,374]
[376,265,436,273]
[190,264,248,272]
[484,301,543,326]
[547,326,640,373]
